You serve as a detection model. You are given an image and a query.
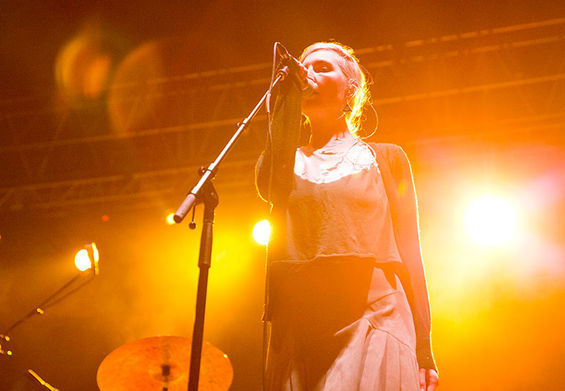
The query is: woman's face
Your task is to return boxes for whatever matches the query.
[301,49,349,120]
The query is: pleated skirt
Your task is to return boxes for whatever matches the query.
[265,259,419,391]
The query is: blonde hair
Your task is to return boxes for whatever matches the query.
[300,41,370,137]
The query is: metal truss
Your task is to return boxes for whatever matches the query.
[0,159,259,214]
[1,18,564,214]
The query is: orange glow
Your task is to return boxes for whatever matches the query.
[107,41,164,134]
[83,56,112,97]
[55,25,113,99]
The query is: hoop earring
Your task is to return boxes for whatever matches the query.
[360,101,379,139]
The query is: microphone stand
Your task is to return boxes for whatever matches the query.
[1,269,97,391]
[174,66,292,391]
[1,270,96,352]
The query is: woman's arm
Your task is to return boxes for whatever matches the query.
[375,143,437,372]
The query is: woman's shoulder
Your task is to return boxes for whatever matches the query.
[366,143,410,166]
[367,142,404,154]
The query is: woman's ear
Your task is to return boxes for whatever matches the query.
[346,80,359,100]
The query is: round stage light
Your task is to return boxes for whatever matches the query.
[74,243,100,273]
[253,220,271,246]
[465,195,517,247]
[75,249,91,271]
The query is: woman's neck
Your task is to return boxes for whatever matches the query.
[308,116,351,149]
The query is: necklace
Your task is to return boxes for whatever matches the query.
[297,138,377,184]
[310,134,358,155]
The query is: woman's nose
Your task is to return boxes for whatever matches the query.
[298,63,309,80]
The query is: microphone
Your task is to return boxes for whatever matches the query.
[277,44,317,97]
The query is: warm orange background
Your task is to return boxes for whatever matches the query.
[1,2,564,390]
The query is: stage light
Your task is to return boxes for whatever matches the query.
[465,195,517,247]
[2,243,102,347]
[75,250,91,271]
[253,220,271,246]
[74,243,100,274]
[166,213,176,225]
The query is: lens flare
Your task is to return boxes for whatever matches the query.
[253,220,271,246]
[55,25,113,100]
[108,41,164,134]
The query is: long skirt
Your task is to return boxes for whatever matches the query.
[265,258,419,391]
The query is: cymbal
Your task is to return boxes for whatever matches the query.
[97,336,233,391]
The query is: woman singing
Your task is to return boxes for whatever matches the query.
[256,41,439,391]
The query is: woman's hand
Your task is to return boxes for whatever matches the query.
[298,61,309,80]
[419,368,439,391]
